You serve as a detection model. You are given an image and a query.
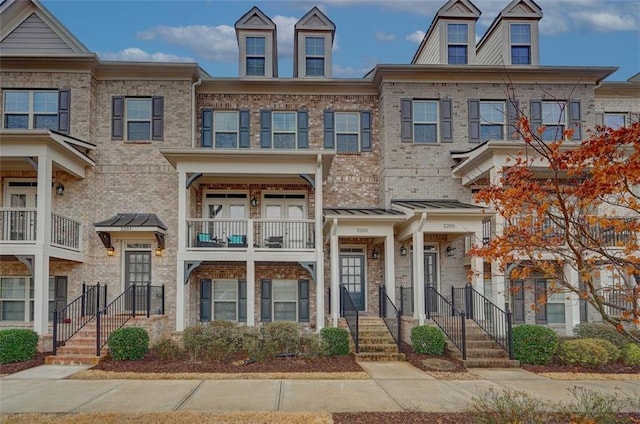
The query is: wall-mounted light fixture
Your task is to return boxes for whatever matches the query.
[155,248,163,257]
[251,197,258,207]
[399,243,407,256]
[371,247,379,260]
[446,245,456,257]
[55,183,65,196]
[107,246,115,256]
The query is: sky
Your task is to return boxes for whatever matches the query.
[41,0,640,81]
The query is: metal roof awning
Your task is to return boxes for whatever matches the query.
[323,207,406,220]
[94,213,167,250]
[391,199,483,212]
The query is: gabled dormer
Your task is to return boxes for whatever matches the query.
[476,0,543,66]
[412,0,481,65]
[235,6,278,78]
[0,0,90,54]
[293,7,335,78]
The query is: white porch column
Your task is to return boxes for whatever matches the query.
[247,259,255,326]
[315,155,325,330]
[32,253,49,335]
[563,263,581,336]
[413,231,425,325]
[33,155,52,335]
[176,259,186,332]
[492,259,507,311]
[330,219,340,326]
[471,229,485,295]
[384,231,396,305]
[176,168,187,332]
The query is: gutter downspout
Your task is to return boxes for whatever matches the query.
[191,78,202,147]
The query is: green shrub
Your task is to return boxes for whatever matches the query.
[239,326,271,360]
[320,327,350,356]
[512,325,558,365]
[0,329,39,364]
[299,333,324,358]
[151,338,184,361]
[262,322,300,354]
[591,338,620,363]
[182,320,238,361]
[573,322,629,348]
[621,343,640,366]
[467,388,547,424]
[411,325,445,355]
[108,327,149,361]
[557,338,611,366]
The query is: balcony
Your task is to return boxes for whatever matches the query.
[0,208,82,251]
[187,218,315,251]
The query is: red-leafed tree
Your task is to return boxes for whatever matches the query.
[471,114,640,342]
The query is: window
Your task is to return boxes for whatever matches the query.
[112,96,163,141]
[126,98,152,141]
[0,277,29,321]
[447,23,468,64]
[336,112,359,152]
[541,101,565,141]
[480,101,505,140]
[604,113,626,130]
[214,111,239,148]
[3,90,58,130]
[246,36,266,76]
[510,24,531,65]
[305,36,325,76]
[273,280,297,321]
[546,283,566,324]
[272,112,297,149]
[413,100,439,143]
[213,280,238,321]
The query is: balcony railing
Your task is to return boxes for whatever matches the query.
[187,218,315,250]
[0,208,82,250]
[51,212,81,250]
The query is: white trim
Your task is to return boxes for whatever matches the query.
[272,279,298,322]
[121,240,152,292]
[212,278,239,322]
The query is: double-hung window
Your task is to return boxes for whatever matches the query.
[0,277,29,321]
[305,36,325,76]
[3,90,58,130]
[413,100,439,143]
[510,24,531,65]
[604,113,626,130]
[273,280,297,321]
[541,101,565,141]
[546,282,566,324]
[335,112,360,152]
[213,280,238,321]
[480,101,506,140]
[246,36,266,76]
[126,98,152,141]
[214,111,239,148]
[112,96,163,141]
[272,111,297,149]
[447,23,468,64]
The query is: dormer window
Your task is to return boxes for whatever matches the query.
[246,36,266,76]
[305,37,325,76]
[510,24,531,64]
[447,23,468,64]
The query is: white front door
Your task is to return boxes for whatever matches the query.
[4,181,37,241]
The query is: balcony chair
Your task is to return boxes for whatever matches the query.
[265,236,283,248]
[227,234,248,248]
[196,233,225,247]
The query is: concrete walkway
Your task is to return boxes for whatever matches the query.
[1,362,638,414]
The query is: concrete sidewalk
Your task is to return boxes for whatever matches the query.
[1,362,638,414]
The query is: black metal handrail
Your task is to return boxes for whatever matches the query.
[96,283,165,356]
[53,283,106,355]
[452,283,513,359]
[340,284,359,353]
[379,285,402,347]
[425,284,466,360]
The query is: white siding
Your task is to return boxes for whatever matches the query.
[0,13,75,54]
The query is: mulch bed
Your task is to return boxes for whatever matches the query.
[523,358,640,374]
[0,352,48,375]
[400,342,467,373]
[334,412,475,424]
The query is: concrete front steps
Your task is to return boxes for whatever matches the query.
[45,320,108,366]
[354,316,406,361]
[447,319,519,368]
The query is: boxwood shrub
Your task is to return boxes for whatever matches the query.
[411,325,445,355]
[320,327,350,356]
[263,321,300,355]
[557,338,612,366]
[512,325,558,365]
[573,322,629,348]
[621,343,640,366]
[0,329,39,364]
[108,327,149,361]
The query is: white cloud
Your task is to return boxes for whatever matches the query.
[333,63,372,78]
[273,15,298,58]
[406,30,425,44]
[98,47,194,63]
[569,10,638,32]
[375,31,396,42]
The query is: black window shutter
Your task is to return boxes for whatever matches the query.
[513,280,525,324]
[112,96,124,141]
[468,99,480,142]
[530,100,542,136]
[569,100,581,140]
[323,110,334,149]
[152,96,164,140]
[260,110,272,148]
[361,111,371,151]
[297,110,309,148]
[202,109,213,148]
[298,279,310,322]
[508,99,520,140]
[239,109,250,148]
[260,279,272,322]
[238,279,247,322]
[440,98,453,142]
[535,279,547,324]
[57,89,70,135]
[400,98,413,143]
[200,279,212,322]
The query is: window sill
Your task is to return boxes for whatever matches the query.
[124,140,154,144]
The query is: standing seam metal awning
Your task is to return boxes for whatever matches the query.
[94,213,167,250]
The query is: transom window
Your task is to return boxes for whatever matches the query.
[272,112,297,149]
[336,112,360,152]
[246,36,266,76]
[604,113,626,130]
[305,36,325,76]
[541,101,566,141]
[126,98,152,141]
[413,100,438,143]
[3,90,58,130]
[480,101,506,140]
[273,280,297,321]
[213,280,238,321]
[510,24,531,65]
[447,23,468,65]
[214,111,239,148]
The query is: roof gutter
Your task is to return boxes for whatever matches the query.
[191,77,202,147]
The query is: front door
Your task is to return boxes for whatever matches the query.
[263,194,306,248]
[204,193,248,242]
[125,248,151,312]
[424,248,438,313]
[4,181,37,241]
[340,250,365,311]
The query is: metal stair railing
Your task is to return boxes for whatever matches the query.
[339,284,359,353]
[379,285,402,348]
[52,282,107,355]
[452,283,513,359]
[425,284,467,360]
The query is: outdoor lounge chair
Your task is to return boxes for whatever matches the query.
[196,233,225,247]
[265,236,283,248]
[227,234,248,247]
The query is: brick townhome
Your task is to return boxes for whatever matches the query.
[0,0,638,354]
